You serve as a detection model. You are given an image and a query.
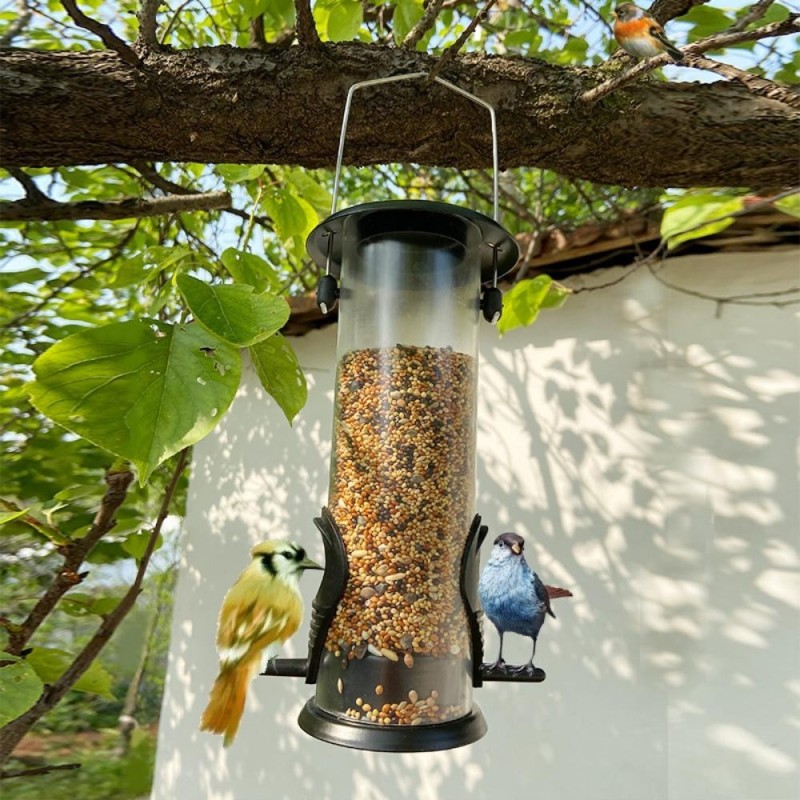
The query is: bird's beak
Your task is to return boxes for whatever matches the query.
[511,543,522,555]
[299,556,323,571]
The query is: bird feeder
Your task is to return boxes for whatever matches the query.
[265,74,521,751]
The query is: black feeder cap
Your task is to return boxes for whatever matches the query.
[307,200,519,285]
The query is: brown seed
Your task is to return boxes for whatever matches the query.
[404,653,414,668]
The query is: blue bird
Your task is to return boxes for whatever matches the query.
[479,532,572,674]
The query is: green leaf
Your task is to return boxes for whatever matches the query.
[0,507,30,526]
[220,248,281,293]
[263,189,318,249]
[61,592,121,617]
[177,274,290,347]
[775,192,800,219]
[540,280,572,309]
[26,647,115,699]
[660,193,744,249]
[29,320,241,483]
[327,0,361,41]
[249,333,308,424]
[122,727,157,794]
[497,275,558,334]
[216,164,265,184]
[121,529,162,561]
[0,660,43,726]
[392,0,424,44]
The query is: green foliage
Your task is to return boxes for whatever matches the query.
[0,660,43,726]
[29,320,242,483]
[497,276,571,335]
[660,191,745,249]
[249,334,308,425]
[775,192,800,219]
[25,648,115,699]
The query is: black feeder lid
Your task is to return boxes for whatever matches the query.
[307,200,519,285]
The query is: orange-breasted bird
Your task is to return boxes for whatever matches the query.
[612,3,683,62]
[200,540,322,746]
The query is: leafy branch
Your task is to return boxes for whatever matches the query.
[0,450,189,765]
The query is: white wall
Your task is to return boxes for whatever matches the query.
[154,249,800,800]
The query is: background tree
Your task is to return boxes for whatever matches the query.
[1,0,798,794]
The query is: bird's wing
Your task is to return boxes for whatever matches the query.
[216,580,302,666]
[546,585,573,600]
[532,572,556,618]
[648,21,683,59]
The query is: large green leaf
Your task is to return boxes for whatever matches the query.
[498,275,569,334]
[0,660,43,726]
[29,320,241,483]
[249,334,308,424]
[326,0,362,41]
[220,248,281,293]
[25,647,115,699]
[775,192,800,219]
[660,192,744,249]
[177,274,289,347]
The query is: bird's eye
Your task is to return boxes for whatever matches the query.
[498,541,504,548]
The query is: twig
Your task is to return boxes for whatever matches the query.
[294,0,321,47]
[0,191,232,222]
[682,53,800,109]
[426,0,497,84]
[403,0,445,49]
[7,168,51,204]
[0,450,190,766]
[249,15,267,48]
[729,0,775,33]
[136,0,161,48]
[0,0,32,46]
[579,14,799,104]
[4,469,134,657]
[60,0,141,66]
[1,763,81,780]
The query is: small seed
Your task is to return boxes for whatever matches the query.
[375,685,384,696]
[408,690,418,704]
[385,573,406,582]
[362,703,372,713]
[351,549,369,558]
[355,697,363,707]
[337,678,343,694]
[404,653,414,668]
[381,648,399,662]
[360,586,377,600]
[411,717,424,726]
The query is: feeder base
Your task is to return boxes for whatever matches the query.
[298,699,487,752]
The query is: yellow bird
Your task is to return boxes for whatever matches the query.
[200,540,322,746]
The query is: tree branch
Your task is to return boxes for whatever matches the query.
[5,468,134,657]
[0,0,32,47]
[60,0,141,66]
[1,763,81,780]
[0,190,232,222]
[2,44,799,187]
[682,53,800,110]
[0,450,190,766]
[579,14,800,105]
[136,0,161,48]
[403,0,446,50]
[427,0,497,84]
[649,0,709,24]
[730,0,775,33]
[294,0,320,47]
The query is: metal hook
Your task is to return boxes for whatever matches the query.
[329,72,501,223]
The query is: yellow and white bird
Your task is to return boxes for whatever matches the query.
[200,540,322,746]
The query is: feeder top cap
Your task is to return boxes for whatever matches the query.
[306,200,519,284]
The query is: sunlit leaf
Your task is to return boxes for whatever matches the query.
[497,275,566,334]
[326,0,362,41]
[220,248,281,293]
[29,320,241,483]
[660,193,744,249]
[248,333,308,424]
[774,192,800,219]
[121,529,163,561]
[0,660,43,726]
[216,164,265,184]
[177,274,290,347]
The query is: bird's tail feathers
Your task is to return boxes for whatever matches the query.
[200,660,256,747]
[546,585,573,600]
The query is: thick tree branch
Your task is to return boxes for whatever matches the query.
[0,450,189,766]
[60,0,141,66]
[5,469,134,657]
[294,0,320,47]
[648,0,709,24]
[0,189,231,222]
[1,43,798,187]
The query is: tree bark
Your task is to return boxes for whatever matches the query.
[1,42,798,187]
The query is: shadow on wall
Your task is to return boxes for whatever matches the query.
[155,253,799,800]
